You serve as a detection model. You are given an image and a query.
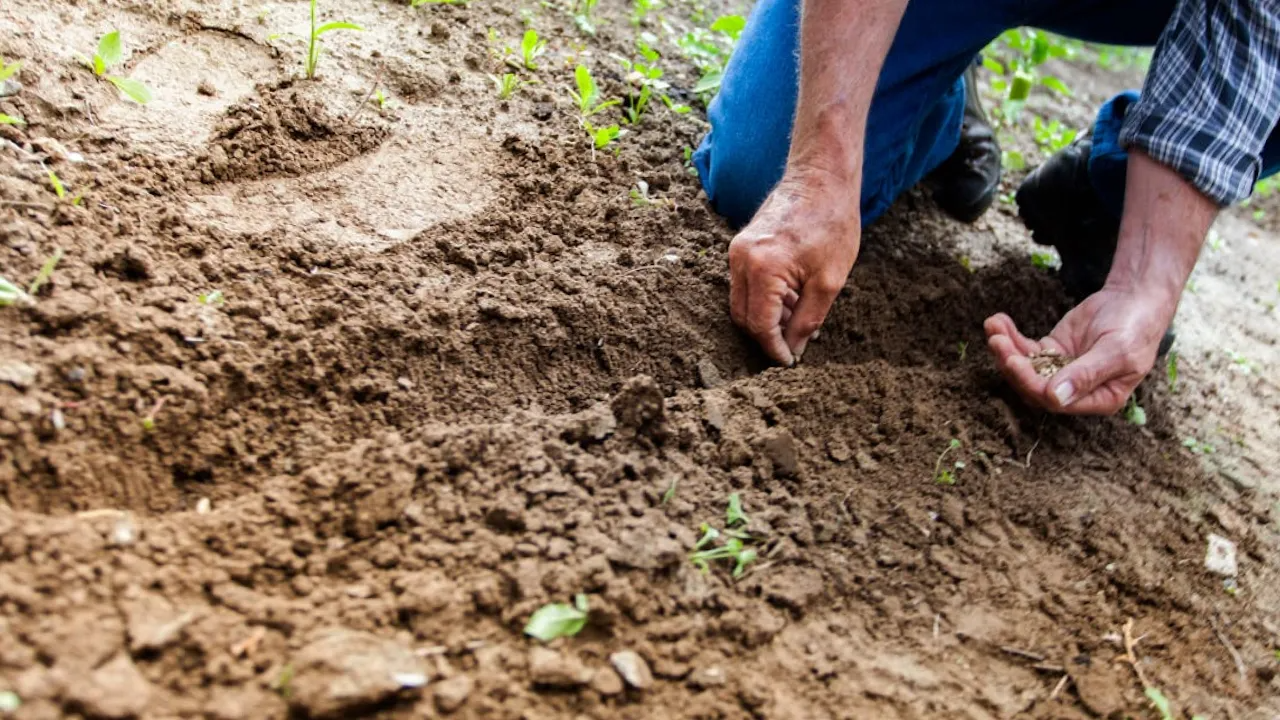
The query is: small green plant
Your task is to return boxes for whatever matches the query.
[631,0,659,26]
[1206,230,1225,252]
[371,89,391,110]
[198,289,225,306]
[1182,437,1216,455]
[519,29,547,71]
[568,64,618,117]
[982,29,1073,119]
[1145,688,1174,720]
[84,31,152,104]
[1165,351,1179,393]
[0,113,22,126]
[584,121,621,151]
[1032,115,1077,153]
[0,56,21,83]
[933,438,964,485]
[0,277,34,308]
[957,341,968,361]
[304,0,364,80]
[677,15,745,102]
[272,664,295,699]
[1228,350,1256,374]
[725,492,748,527]
[491,72,527,99]
[28,249,63,297]
[1031,250,1060,271]
[573,0,600,35]
[1123,396,1147,426]
[46,169,82,205]
[524,594,589,641]
[689,495,758,578]
[661,476,678,503]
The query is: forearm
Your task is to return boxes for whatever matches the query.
[785,0,909,194]
[1106,151,1219,310]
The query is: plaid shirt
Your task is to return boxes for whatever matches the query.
[1119,0,1280,205]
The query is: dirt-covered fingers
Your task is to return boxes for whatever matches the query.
[783,270,844,360]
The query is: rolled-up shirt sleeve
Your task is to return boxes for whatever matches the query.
[1119,0,1280,206]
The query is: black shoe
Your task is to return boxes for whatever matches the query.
[1016,135,1176,357]
[930,64,1002,223]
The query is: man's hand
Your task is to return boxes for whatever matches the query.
[729,178,860,365]
[986,151,1217,415]
[985,284,1176,414]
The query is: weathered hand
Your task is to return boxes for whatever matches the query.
[728,178,861,365]
[984,285,1177,415]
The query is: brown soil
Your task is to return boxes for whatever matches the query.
[1,1,1278,719]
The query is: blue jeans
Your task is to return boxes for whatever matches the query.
[694,0,1280,229]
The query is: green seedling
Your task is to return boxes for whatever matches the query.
[957,341,968,361]
[1123,396,1147,426]
[572,0,599,35]
[678,15,745,102]
[584,121,621,151]
[46,169,82,205]
[631,180,671,208]
[631,0,659,26]
[271,664,295,699]
[1165,350,1179,393]
[491,72,526,99]
[371,89,390,110]
[982,29,1074,119]
[83,31,151,104]
[0,277,34,308]
[198,289,225,306]
[689,532,757,578]
[1228,350,1256,374]
[304,0,364,80]
[519,29,546,71]
[1207,230,1224,252]
[1032,115,1077,153]
[933,438,964,485]
[28,249,63,297]
[661,476,678,504]
[524,594,589,641]
[0,56,21,83]
[1182,437,1216,455]
[1145,688,1174,720]
[1031,250,1060,271]
[1002,148,1026,171]
[725,492,748,527]
[0,113,23,125]
[568,64,618,117]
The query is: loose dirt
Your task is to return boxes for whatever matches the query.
[1,2,1278,719]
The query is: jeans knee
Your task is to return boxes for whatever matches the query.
[695,128,782,229]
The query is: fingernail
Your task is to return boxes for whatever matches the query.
[1053,381,1075,406]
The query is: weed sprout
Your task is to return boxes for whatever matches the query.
[568,64,619,117]
[83,31,152,104]
[524,594,589,641]
[491,72,525,99]
[28,249,63,297]
[572,0,600,35]
[305,0,364,80]
[933,438,963,485]
[676,15,744,103]
[519,29,547,71]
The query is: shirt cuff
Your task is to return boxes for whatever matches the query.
[1118,102,1259,207]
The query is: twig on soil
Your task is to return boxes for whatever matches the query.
[343,64,385,126]
[1049,674,1070,701]
[1,200,54,212]
[1209,616,1249,690]
[1024,436,1042,469]
[231,627,267,658]
[75,508,127,520]
[1117,618,1150,689]
[1001,646,1047,663]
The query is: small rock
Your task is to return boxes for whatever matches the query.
[695,359,724,389]
[195,497,211,514]
[589,667,624,696]
[1205,534,1238,577]
[609,651,653,690]
[0,361,38,390]
[854,450,879,471]
[65,653,152,719]
[827,441,852,463]
[702,395,727,433]
[288,629,428,719]
[611,375,667,438]
[196,80,217,96]
[528,647,591,688]
[687,666,726,689]
[109,515,137,547]
[758,428,799,477]
[0,79,22,98]
[432,674,473,714]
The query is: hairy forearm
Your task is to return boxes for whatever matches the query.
[1107,151,1219,308]
[785,0,909,193]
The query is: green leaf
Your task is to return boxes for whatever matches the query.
[0,113,23,126]
[93,54,106,77]
[573,64,598,109]
[97,31,123,69]
[0,276,34,308]
[1123,398,1147,426]
[316,21,365,36]
[0,59,22,83]
[1144,687,1174,720]
[47,169,66,199]
[1040,75,1072,96]
[28,249,63,296]
[981,56,1005,76]
[107,75,152,104]
[1008,71,1033,101]
[1030,32,1050,65]
[710,15,746,40]
[524,600,588,642]
[692,70,722,95]
[725,493,748,527]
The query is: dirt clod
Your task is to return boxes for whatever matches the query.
[64,654,152,720]
[432,674,474,714]
[288,629,427,719]
[528,647,592,689]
